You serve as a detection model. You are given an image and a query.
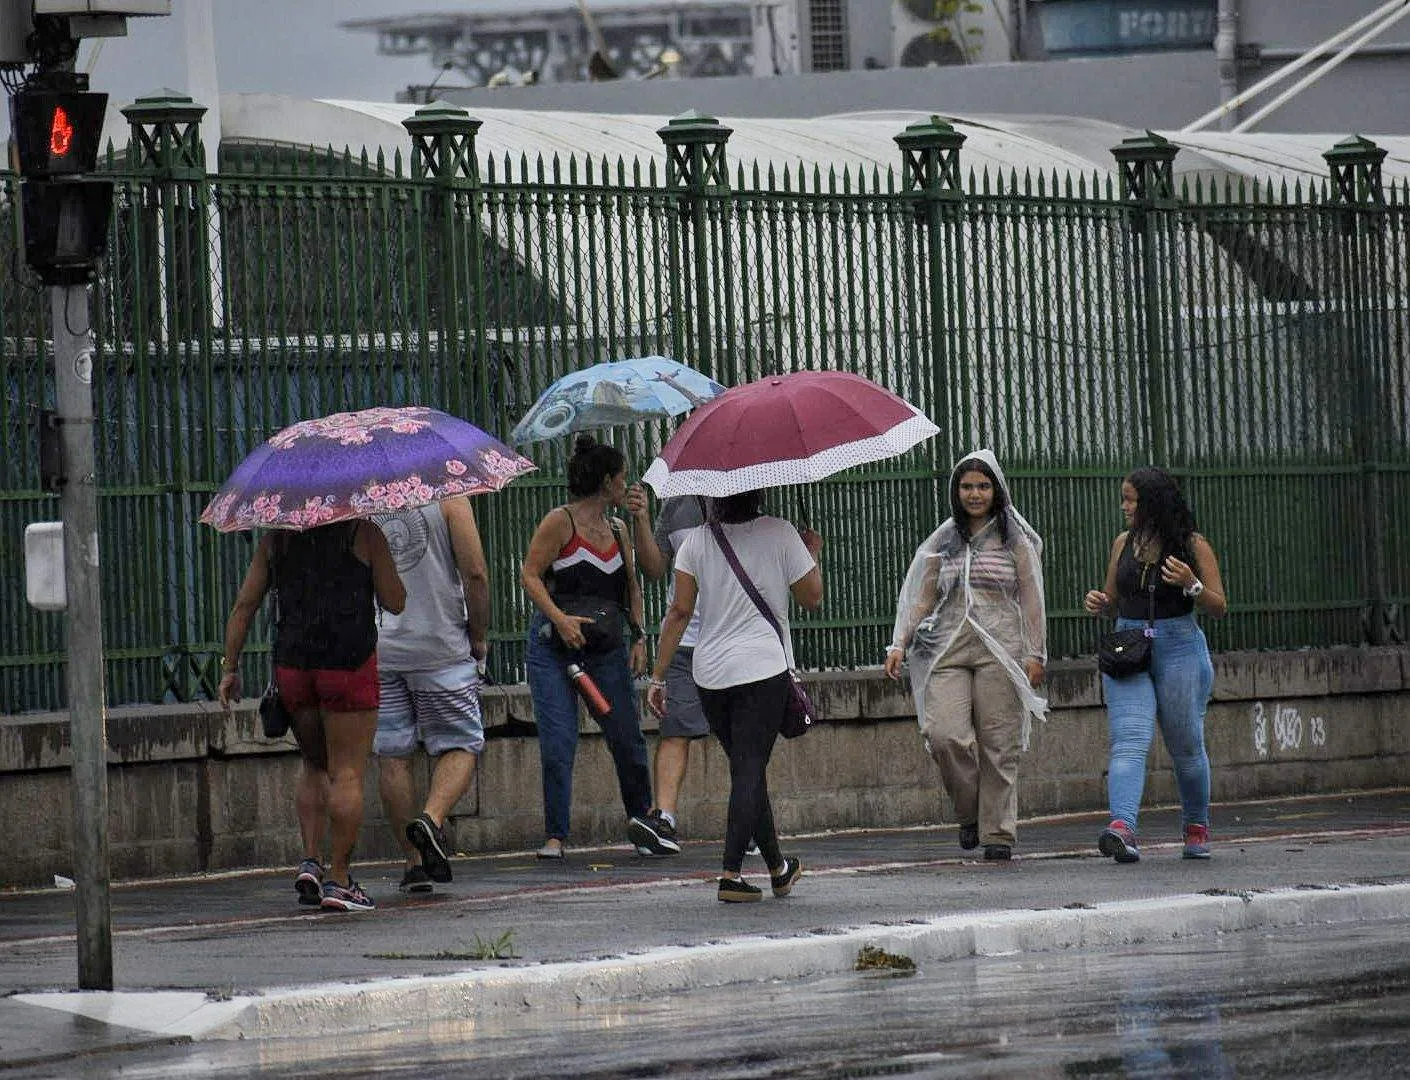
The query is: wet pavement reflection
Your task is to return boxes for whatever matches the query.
[29,918,1410,1078]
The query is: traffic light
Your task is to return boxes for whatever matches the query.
[9,85,114,286]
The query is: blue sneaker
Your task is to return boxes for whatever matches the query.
[320,879,375,912]
[1098,820,1141,863]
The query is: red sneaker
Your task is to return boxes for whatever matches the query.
[1182,823,1212,859]
[1098,820,1140,863]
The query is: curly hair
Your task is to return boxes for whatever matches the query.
[1126,466,1197,560]
[950,457,1010,546]
[566,435,626,497]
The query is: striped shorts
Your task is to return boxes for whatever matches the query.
[374,659,484,757]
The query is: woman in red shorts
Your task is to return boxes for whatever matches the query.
[218,520,405,911]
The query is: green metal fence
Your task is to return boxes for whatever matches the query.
[1,103,1405,713]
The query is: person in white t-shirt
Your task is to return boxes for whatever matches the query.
[647,490,823,902]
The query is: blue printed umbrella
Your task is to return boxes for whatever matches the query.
[510,356,725,446]
[200,406,536,532]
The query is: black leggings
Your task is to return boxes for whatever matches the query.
[698,671,790,874]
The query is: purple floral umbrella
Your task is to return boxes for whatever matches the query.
[200,406,536,532]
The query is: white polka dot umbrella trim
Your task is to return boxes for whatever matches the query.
[642,412,939,498]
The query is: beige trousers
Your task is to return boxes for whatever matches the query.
[920,624,1024,846]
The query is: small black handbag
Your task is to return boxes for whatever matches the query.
[259,679,292,739]
[1097,571,1157,679]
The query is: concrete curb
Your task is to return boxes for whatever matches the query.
[174,880,1404,1040]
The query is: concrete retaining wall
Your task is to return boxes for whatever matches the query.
[2,646,1408,888]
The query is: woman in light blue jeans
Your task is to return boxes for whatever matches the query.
[1084,467,1227,863]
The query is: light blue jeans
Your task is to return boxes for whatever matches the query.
[1102,614,1214,833]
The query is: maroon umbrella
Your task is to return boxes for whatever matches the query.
[641,371,938,498]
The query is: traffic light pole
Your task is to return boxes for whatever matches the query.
[51,282,113,990]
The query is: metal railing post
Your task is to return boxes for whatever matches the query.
[1113,132,1180,466]
[403,103,485,426]
[895,116,966,454]
[1326,135,1394,643]
[658,111,732,382]
[120,91,215,699]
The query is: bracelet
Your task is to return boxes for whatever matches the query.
[629,623,645,643]
[220,656,239,673]
[885,644,904,655]
[649,677,666,689]
[1183,579,1205,598]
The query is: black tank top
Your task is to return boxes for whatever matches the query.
[270,522,378,670]
[545,507,627,612]
[1115,534,1195,620]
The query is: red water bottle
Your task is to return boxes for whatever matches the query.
[566,662,612,717]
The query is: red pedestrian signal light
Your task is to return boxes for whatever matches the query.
[9,88,114,285]
[50,105,75,158]
[10,90,107,178]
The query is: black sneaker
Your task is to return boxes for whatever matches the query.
[406,812,453,883]
[717,876,763,903]
[628,811,681,856]
[399,865,434,894]
[770,856,803,897]
[959,823,980,851]
[983,844,1012,861]
[294,858,323,906]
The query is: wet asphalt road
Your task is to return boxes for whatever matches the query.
[17,916,1410,1078]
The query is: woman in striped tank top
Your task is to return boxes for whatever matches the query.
[521,435,655,860]
[884,450,1048,861]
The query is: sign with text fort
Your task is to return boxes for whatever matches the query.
[1035,0,1217,56]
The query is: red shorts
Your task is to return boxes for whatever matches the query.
[275,653,380,713]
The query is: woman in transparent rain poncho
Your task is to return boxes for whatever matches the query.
[884,450,1048,861]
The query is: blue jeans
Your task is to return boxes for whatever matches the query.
[525,611,652,841]
[1102,614,1214,832]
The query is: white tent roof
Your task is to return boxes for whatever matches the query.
[102,93,1410,192]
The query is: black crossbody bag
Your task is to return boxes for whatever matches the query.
[1097,562,1157,679]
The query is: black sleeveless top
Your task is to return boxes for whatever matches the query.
[1115,534,1195,620]
[270,522,378,670]
[544,507,627,612]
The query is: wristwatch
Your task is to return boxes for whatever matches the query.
[1184,579,1205,598]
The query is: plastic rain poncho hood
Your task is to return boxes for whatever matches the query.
[889,449,1048,747]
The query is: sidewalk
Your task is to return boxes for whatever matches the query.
[2,790,1409,1067]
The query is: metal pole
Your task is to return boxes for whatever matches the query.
[1215,0,1239,131]
[1231,3,1410,133]
[1181,0,1408,132]
[51,282,113,991]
